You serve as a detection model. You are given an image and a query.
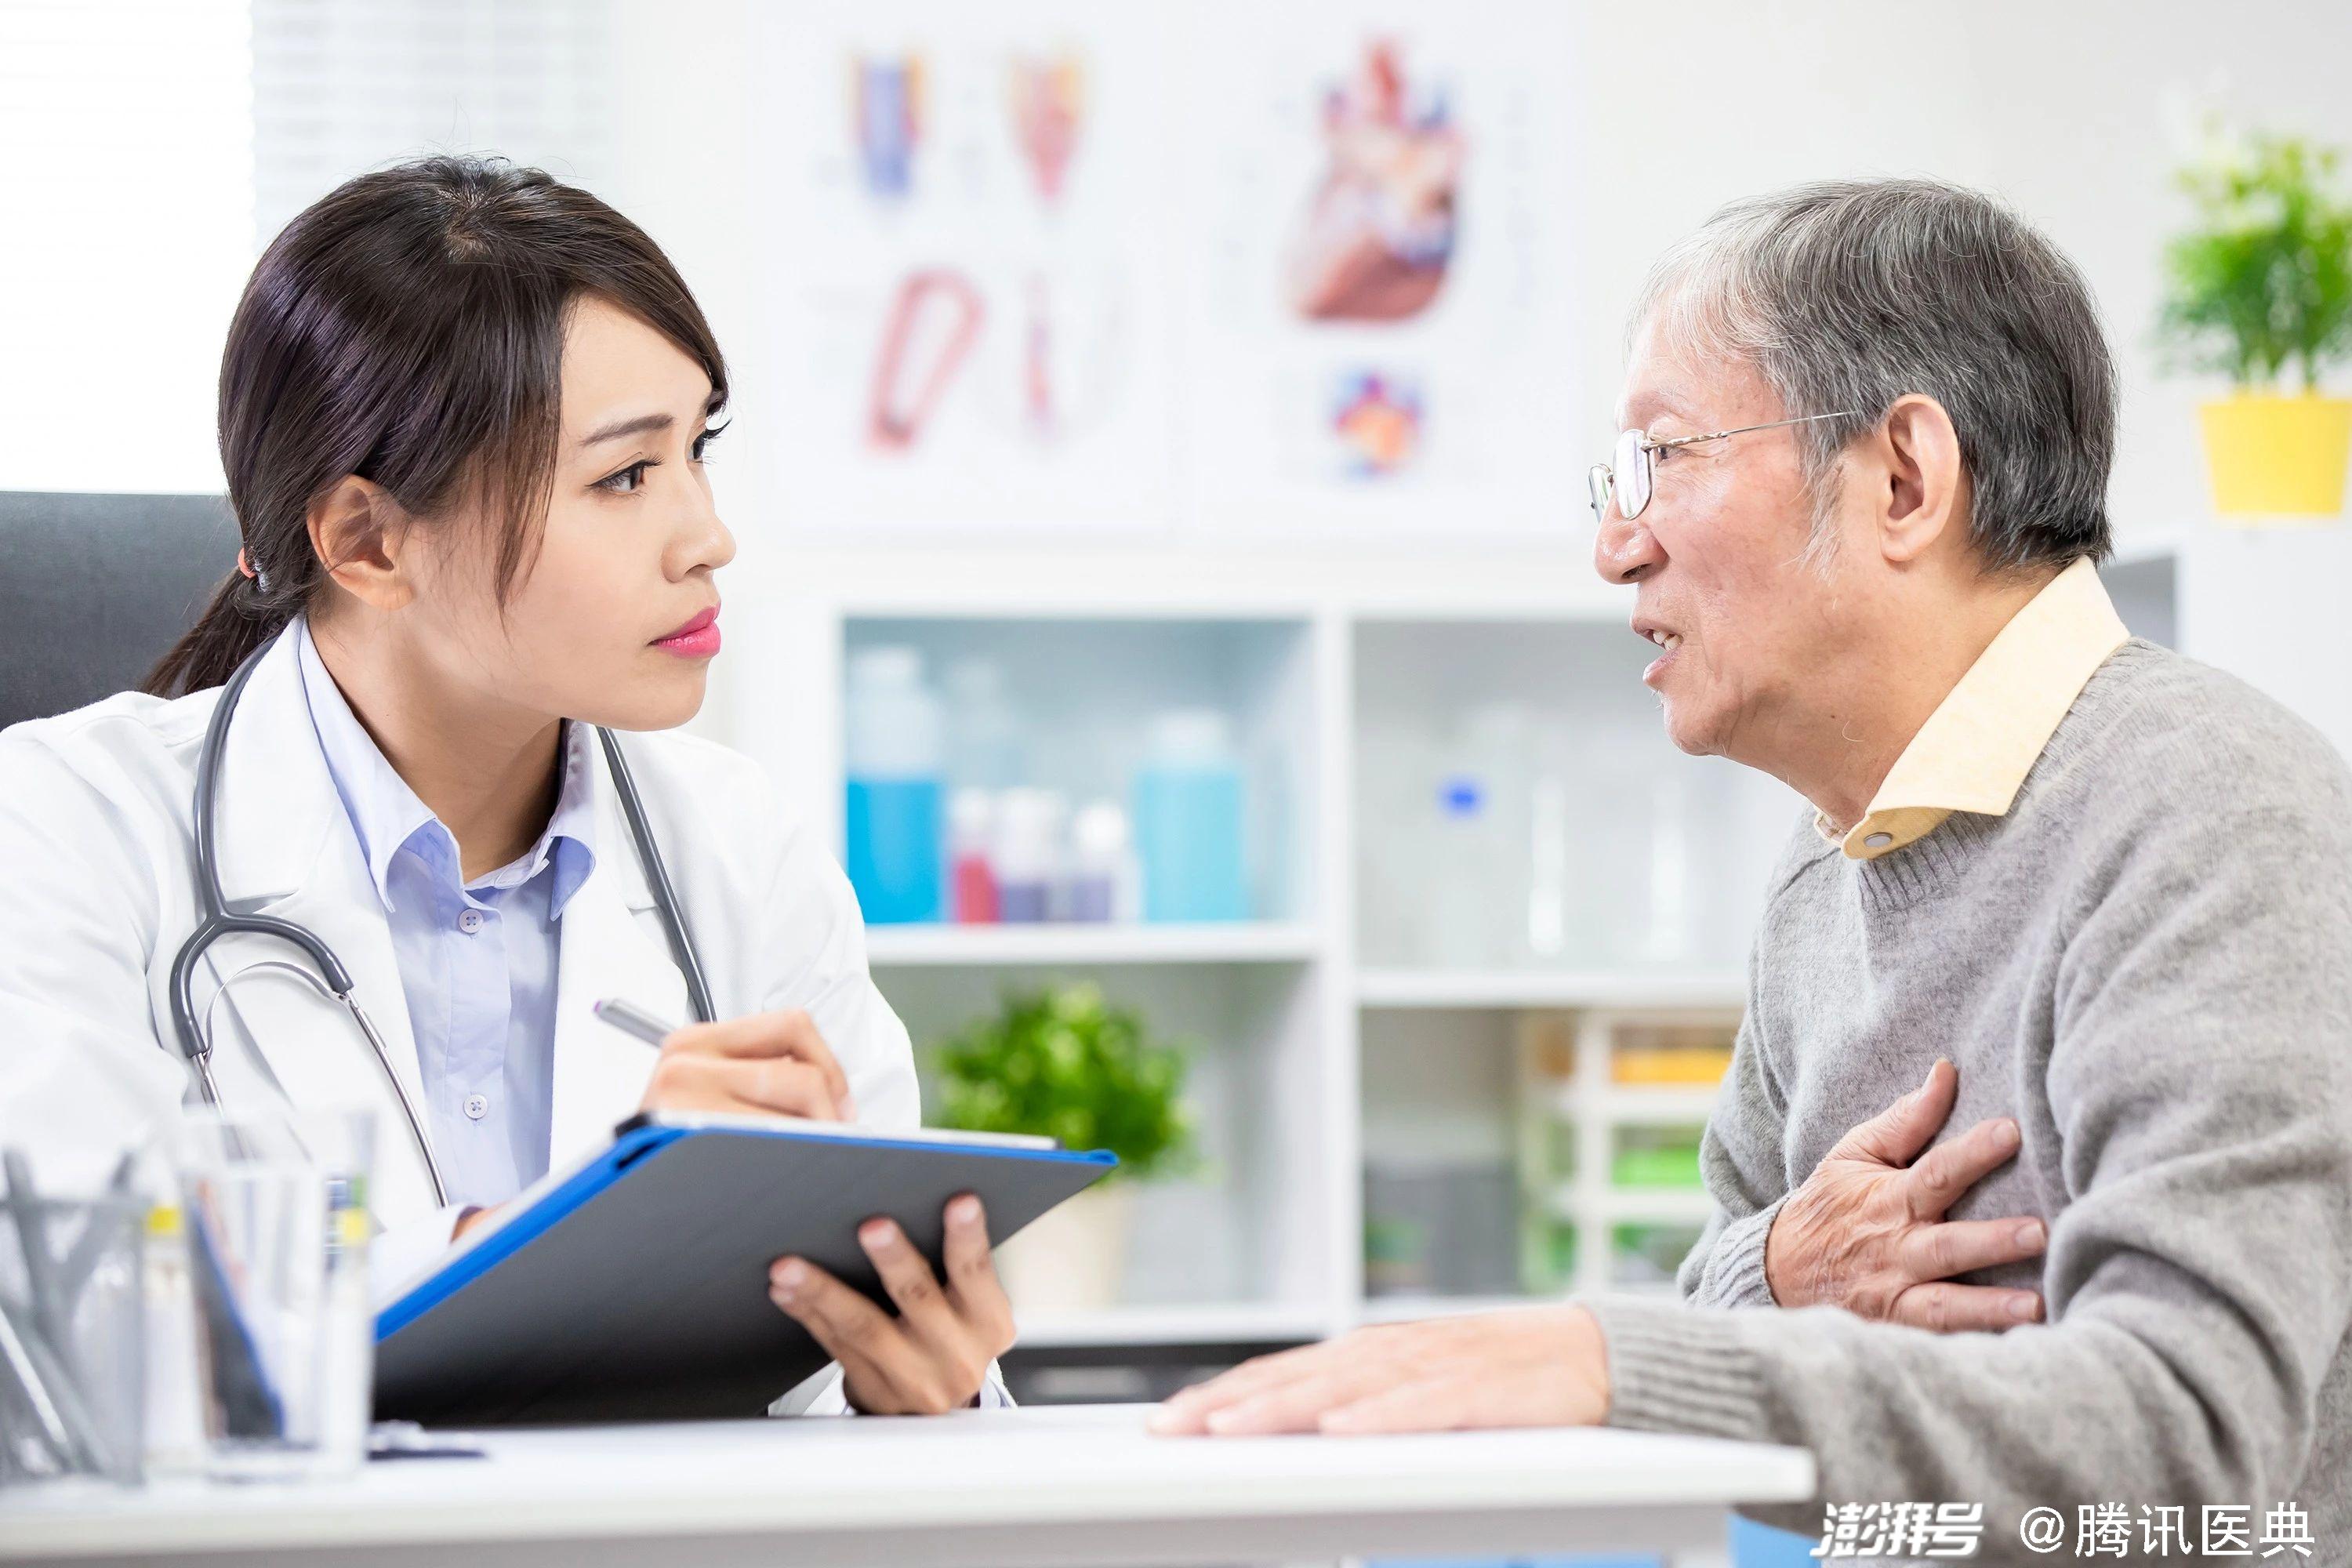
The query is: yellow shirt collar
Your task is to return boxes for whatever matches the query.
[1819,556,2130,860]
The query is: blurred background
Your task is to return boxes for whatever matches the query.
[5,0,2350,1530]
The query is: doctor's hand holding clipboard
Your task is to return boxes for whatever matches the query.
[526,1001,1021,1417]
[0,156,1014,1417]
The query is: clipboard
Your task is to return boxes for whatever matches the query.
[372,1115,1117,1425]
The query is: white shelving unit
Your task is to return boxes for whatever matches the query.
[713,550,2178,1356]
[1592,1086,1726,1124]
[867,921,1320,967]
[1356,969,1748,1012]
[1513,1007,1744,1296]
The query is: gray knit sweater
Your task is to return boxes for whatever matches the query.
[1582,641,2352,1562]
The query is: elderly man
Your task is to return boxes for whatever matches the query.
[1155,180,2352,1555]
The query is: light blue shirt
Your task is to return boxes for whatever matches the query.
[294,619,597,1212]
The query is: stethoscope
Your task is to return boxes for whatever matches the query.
[165,636,716,1207]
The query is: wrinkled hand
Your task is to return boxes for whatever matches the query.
[638,1008,856,1122]
[769,1194,1014,1414]
[1766,1059,2045,1330]
[1149,1306,1610,1437]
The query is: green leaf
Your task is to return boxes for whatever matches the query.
[922,982,1199,1183]
[2157,127,2352,390]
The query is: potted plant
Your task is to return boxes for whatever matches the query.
[2158,125,2352,520]
[929,982,1194,1314]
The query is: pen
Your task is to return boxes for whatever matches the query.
[0,1295,74,1471]
[7,1297,116,1477]
[3,1151,127,1477]
[58,1153,140,1299]
[187,1201,285,1439]
[593,997,677,1048]
[3,1151,68,1358]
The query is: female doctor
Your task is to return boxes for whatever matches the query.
[0,157,1013,1416]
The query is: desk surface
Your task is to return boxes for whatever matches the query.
[0,1404,1816,1568]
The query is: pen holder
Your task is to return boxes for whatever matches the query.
[176,1109,376,1483]
[0,1194,147,1489]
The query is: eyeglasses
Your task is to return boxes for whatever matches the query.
[1584,411,1864,526]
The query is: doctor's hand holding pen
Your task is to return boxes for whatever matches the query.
[636,1007,859,1123]
[448,1006,860,1239]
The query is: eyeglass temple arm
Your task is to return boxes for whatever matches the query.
[1646,409,1864,452]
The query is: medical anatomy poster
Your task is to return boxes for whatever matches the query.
[753,1,1180,534]
[1175,2,1579,535]
[753,1,1577,539]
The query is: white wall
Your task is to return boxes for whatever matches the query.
[2177,527,2352,756]
[593,0,2352,761]
[13,2,2337,743]
[1576,0,2352,550]
[0,0,253,493]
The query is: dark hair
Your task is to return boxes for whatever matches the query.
[1638,177,2116,574]
[146,155,728,697]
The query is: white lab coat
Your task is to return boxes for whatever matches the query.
[0,623,964,1415]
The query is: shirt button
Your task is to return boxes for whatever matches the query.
[1864,832,1893,850]
[458,909,485,935]
[463,1094,489,1121]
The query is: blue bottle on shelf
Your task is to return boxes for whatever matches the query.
[1132,710,1249,924]
[844,647,945,924]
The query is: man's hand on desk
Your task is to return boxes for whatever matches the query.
[1765,1058,2046,1330]
[640,1008,857,1121]
[769,1193,1015,1415]
[1148,1306,1610,1436]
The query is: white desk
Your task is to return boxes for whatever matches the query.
[0,1403,1815,1568]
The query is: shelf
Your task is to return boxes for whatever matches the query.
[868,921,1321,967]
[1545,1184,1719,1227]
[1356,968,1748,1011]
[1585,1086,1726,1124]
[1012,1301,1331,1350]
[1354,1293,1547,1325]
[1588,1189,1721,1228]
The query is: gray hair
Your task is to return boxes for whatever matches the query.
[1633,178,2116,573]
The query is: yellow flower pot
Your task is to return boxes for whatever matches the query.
[2198,394,2352,521]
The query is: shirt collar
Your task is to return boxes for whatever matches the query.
[293,617,600,915]
[1819,555,2129,861]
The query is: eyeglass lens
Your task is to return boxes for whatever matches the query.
[1613,429,1651,521]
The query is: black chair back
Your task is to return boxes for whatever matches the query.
[0,492,240,730]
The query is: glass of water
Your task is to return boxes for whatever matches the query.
[173,1108,375,1483]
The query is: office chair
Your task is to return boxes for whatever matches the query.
[0,492,241,730]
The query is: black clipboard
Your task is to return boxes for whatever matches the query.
[372,1115,1116,1425]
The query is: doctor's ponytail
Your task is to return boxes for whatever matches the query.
[144,156,728,698]
[147,546,305,699]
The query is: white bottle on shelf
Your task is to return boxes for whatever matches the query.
[993,787,1067,924]
[944,658,1023,789]
[1525,771,1570,963]
[1639,765,1696,967]
[1356,721,1436,965]
[1068,800,1136,924]
[1422,702,1532,968]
